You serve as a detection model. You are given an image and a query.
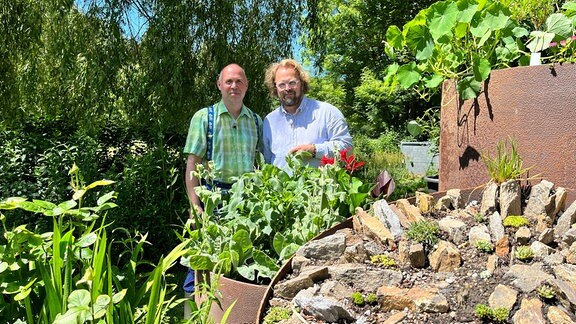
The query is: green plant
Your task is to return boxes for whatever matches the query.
[370,254,398,268]
[0,165,197,323]
[263,306,292,323]
[383,0,526,101]
[366,293,378,305]
[351,292,365,306]
[406,219,440,246]
[482,137,532,183]
[515,245,534,261]
[474,213,486,223]
[406,106,440,156]
[537,284,556,300]
[523,1,576,63]
[475,240,494,253]
[182,154,374,284]
[474,304,509,323]
[503,215,530,227]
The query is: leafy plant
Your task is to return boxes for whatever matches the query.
[475,240,494,253]
[383,0,526,101]
[182,155,374,285]
[482,137,532,183]
[0,165,192,323]
[351,292,365,306]
[515,245,534,261]
[366,293,378,305]
[406,219,440,246]
[263,306,292,323]
[406,106,441,156]
[370,254,398,268]
[503,215,530,227]
[474,304,509,323]
[537,284,556,300]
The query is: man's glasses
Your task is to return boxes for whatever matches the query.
[276,80,300,90]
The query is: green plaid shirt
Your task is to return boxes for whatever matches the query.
[184,101,262,182]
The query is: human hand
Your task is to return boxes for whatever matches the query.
[288,144,316,158]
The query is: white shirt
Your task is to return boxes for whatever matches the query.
[263,96,353,170]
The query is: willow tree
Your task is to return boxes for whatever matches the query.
[0,0,305,135]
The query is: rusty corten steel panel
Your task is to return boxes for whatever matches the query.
[439,63,576,203]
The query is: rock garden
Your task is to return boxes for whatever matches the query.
[261,179,576,323]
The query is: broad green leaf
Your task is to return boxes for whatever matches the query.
[456,0,479,23]
[563,2,576,11]
[188,255,215,271]
[385,25,403,49]
[428,1,459,42]
[279,243,300,261]
[481,3,511,31]
[423,74,445,89]
[457,76,482,100]
[404,21,434,60]
[272,233,286,256]
[472,55,491,81]
[396,63,421,89]
[93,294,111,319]
[545,13,573,39]
[68,289,91,308]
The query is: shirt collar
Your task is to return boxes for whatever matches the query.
[281,96,307,116]
[215,100,252,119]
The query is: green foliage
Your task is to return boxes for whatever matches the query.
[0,167,191,323]
[263,306,292,323]
[475,240,494,253]
[406,219,440,246]
[384,0,526,101]
[474,213,486,223]
[182,156,374,284]
[366,293,378,305]
[406,107,440,156]
[503,215,530,228]
[474,304,509,323]
[351,292,365,306]
[515,245,534,261]
[537,284,556,300]
[482,137,532,184]
[370,254,398,268]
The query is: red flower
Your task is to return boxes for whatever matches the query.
[320,155,335,166]
[338,148,365,174]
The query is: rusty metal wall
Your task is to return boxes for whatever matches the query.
[439,63,576,204]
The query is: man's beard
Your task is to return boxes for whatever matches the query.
[280,92,301,107]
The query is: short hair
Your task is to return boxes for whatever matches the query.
[264,59,310,98]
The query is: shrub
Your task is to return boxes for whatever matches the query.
[407,219,440,246]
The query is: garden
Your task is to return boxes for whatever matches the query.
[1,0,576,323]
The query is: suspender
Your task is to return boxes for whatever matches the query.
[205,105,260,161]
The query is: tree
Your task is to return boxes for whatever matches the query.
[302,0,439,137]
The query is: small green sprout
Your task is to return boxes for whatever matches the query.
[406,219,440,246]
[474,213,485,223]
[537,285,556,300]
[370,254,397,268]
[515,246,534,262]
[503,215,530,228]
[475,240,493,253]
[351,292,365,306]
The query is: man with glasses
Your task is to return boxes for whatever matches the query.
[263,59,352,170]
